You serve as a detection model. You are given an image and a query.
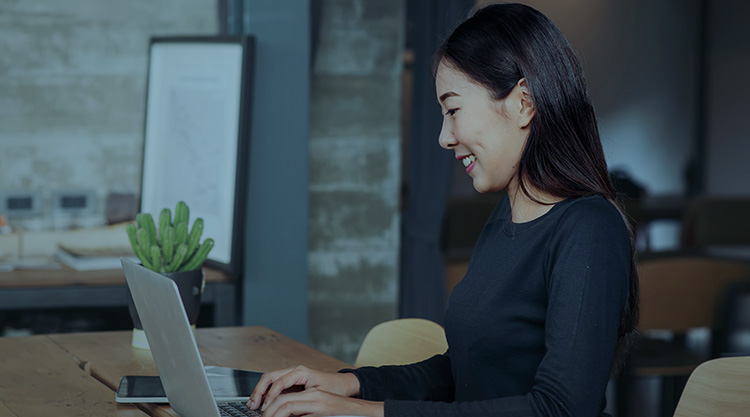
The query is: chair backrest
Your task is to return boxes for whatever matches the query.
[639,257,749,332]
[713,281,750,357]
[355,318,448,368]
[681,198,750,247]
[673,356,750,417]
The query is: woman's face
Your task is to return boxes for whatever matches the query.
[435,61,533,194]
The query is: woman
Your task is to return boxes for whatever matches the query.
[248,3,638,416]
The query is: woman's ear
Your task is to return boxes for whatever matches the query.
[516,78,535,128]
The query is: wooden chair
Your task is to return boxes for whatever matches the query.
[713,281,750,358]
[618,257,750,417]
[355,318,448,367]
[673,356,750,417]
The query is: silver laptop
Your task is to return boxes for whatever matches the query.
[121,258,260,417]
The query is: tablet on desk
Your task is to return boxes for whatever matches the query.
[115,366,262,403]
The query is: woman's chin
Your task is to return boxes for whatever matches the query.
[472,182,491,194]
[472,180,501,194]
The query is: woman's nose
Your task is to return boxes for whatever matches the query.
[438,125,457,150]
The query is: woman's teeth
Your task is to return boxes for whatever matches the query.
[462,155,476,167]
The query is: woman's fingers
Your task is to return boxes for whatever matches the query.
[261,366,314,409]
[262,388,382,417]
[262,388,337,417]
[247,366,363,412]
[247,367,295,409]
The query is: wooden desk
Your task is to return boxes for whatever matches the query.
[0,335,147,416]
[0,266,237,326]
[2,327,350,417]
[50,326,351,417]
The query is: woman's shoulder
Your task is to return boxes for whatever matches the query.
[554,195,627,231]
[547,195,631,259]
[559,194,618,214]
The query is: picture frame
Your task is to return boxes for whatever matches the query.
[139,36,254,276]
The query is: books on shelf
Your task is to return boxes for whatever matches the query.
[56,245,138,271]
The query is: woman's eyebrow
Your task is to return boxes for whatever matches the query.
[439,91,459,103]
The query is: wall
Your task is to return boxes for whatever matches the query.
[0,0,217,223]
[236,0,311,345]
[308,0,404,363]
[705,0,750,196]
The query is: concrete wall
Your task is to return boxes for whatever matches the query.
[0,0,217,223]
[308,0,404,363]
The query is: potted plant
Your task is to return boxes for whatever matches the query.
[125,201,214,349]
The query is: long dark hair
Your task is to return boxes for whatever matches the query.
[434,3,638,375]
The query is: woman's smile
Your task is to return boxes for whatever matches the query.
[458,154,477,173]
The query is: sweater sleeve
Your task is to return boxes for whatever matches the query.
[340,352,455,401]
[370,199,630,417]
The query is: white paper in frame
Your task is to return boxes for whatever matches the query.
[139,36,253,275]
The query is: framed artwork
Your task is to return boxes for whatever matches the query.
[139,36,254,276]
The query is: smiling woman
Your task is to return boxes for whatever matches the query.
[245,4,639,417]
[435,62,534,199]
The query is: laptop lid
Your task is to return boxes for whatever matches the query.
[121,258,221,417]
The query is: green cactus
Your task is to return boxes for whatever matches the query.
[158,208,171,246]
[167,244,189,272]
[182,238,215,271]
[126,224,153,270]
[137,213,158,247]
[175,201,189,226]
[175,221,188,246]
[126,201,213,273]
[163,226,175,264]
[185,218,203,257]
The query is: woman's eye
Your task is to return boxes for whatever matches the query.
[445,109,458,116]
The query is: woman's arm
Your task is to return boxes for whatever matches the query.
[248,352,454,416]
[383,200,630,417]
[342,352,455,401]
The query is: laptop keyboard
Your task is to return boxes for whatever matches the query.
[218,402,261,417]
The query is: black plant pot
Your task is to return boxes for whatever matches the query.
[127,267,205,349]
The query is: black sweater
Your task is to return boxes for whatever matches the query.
[346,195,630,417]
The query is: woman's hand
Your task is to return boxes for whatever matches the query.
[260,388,384,417]
[247,366,361,411]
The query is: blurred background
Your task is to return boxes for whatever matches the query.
[0,1,748,415]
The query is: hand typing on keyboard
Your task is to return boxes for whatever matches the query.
[247,366,384,417]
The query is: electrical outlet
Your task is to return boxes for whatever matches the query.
[51,190,97,215]
[0,190,44,217]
